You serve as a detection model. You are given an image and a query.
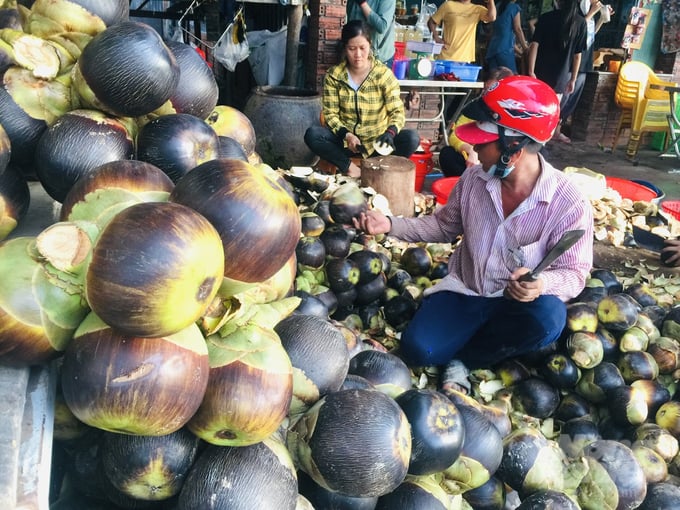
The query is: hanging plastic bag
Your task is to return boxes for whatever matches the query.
[415,3,437,39]
[214,9,249,72]
[163,19,185,43]
[247,27,287,86]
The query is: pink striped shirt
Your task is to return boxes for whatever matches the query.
[390,156,594,301]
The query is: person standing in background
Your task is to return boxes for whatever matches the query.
[346,0,397,69]
[556,0,613,143]
[526,0,587,142]
[428,0,497,63]
[485,0,529,73]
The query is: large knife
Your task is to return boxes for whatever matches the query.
[632,225,669,253]
[518,229,586,282]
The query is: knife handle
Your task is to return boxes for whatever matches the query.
[518,271,538,282]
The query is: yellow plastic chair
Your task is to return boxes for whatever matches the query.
[611,61,678,159]
[611,62,642,151]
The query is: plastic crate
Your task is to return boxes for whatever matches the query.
[604,176,657,202]
[662,201,680,221]
[449,62,482,82]
[433,60,455,76]
[406,40,444,55]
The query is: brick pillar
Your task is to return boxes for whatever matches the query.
[305,0,346,91]
[571,71,620,146]
[655,51,680,83]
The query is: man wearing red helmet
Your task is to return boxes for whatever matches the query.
[354,75,593,377]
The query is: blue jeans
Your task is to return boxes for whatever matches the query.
[400,291,566,368]
[560,72,587,122]
[304,125,420,173]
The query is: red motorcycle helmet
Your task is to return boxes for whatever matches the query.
[456,76,560,145]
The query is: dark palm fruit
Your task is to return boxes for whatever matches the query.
[325,257,360,293]
[296,236,326,269]
[399,246,433,277]
[74,21,180,117]
[348,249,385,284]
[395,389,465,475]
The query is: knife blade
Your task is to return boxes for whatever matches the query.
[632,225,667,253]
[518,229,586,282]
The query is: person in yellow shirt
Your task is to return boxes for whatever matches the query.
[438,66,513,176]
[428,0,496,63]
[438,113,478,176]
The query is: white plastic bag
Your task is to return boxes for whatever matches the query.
[247,27,287,86]
[214,14,249,72]
[163,20,185,43]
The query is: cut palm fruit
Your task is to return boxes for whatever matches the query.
[44,40,76,72]
[45,31,93,60]
[29,0,106,36]
[0,28,60,79]
[3,66,72,124]
[25,11,65,38]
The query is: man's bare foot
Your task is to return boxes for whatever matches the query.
[347,162,361,178]
[551,132,571,144]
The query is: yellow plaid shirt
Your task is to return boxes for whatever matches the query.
[322,58,405,156]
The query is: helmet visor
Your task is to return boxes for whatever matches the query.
[456,96,520,144]
[455,120,523,145]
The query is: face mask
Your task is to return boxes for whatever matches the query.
[486,153,515,179]
[486,164,515,179]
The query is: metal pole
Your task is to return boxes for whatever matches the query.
[284,3,303,87]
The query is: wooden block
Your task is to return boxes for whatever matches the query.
[361,155,415,217]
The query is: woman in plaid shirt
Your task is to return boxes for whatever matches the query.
[304,21,419,177]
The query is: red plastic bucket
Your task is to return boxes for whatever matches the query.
[431,176,460,205]
[410,151,433,192]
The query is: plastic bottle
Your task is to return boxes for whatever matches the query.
[405,27,417,42]
[415,20,430,42]
[395,24,405,43]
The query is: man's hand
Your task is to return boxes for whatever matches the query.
[662,238,680,267]
[353,210,392,235]
[504,268,544,302]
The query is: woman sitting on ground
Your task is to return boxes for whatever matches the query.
[304,20,419,178]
